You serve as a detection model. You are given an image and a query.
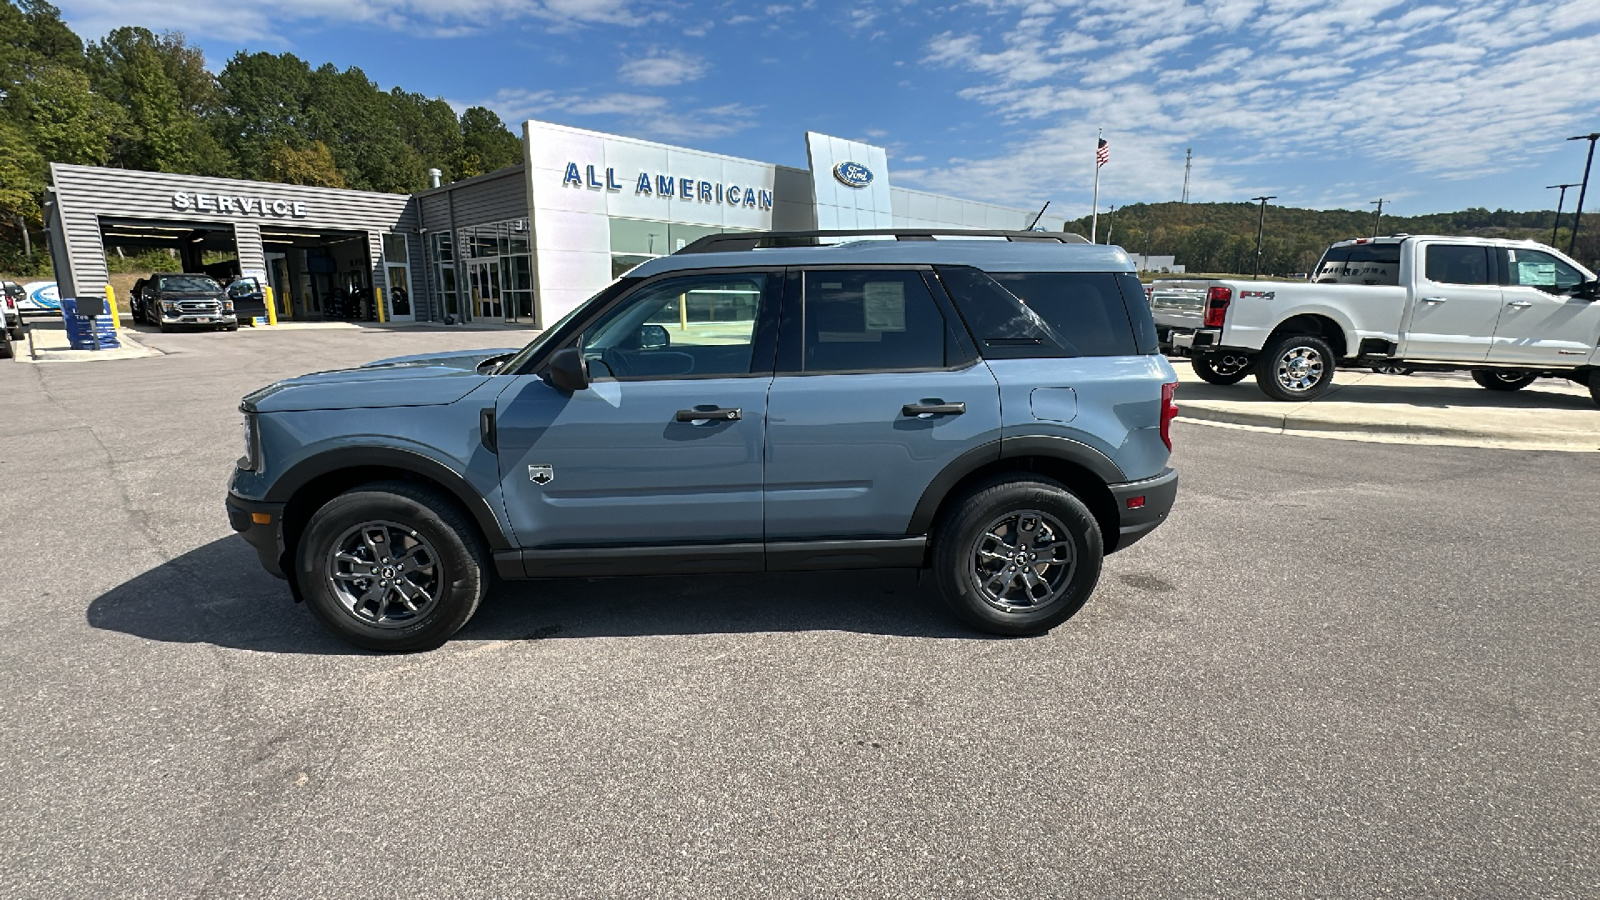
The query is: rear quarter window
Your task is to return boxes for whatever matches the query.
[985,272,1141,357]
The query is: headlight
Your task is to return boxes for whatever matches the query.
[221,300,235,313]
[163,301,180,313]
[238,410,261,471]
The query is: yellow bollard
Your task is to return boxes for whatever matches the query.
[104,284,122,330]
[264,286,279,326]
[376,286,387,324]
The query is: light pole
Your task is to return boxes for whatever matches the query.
[1547,183,1579,246]
[1251,195,1275,280]
[1566,133,1599,256]
[1369,198,1385,237]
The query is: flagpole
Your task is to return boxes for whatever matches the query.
[1090,128,1102,243]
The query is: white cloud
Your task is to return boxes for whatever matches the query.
[909,0,1600,212]
[619,50,709,87]
[462,87,760,142]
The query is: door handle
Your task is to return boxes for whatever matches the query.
[1420,296,1448,304]
[675,406,741,423]
[902,401,966,418]
[1507,300,1533,308]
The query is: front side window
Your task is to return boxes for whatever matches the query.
[1424,245,1493,285]
[582,273,768,380]
[796,270,955,373]
[1505,248,1586,294]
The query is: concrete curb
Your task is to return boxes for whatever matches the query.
[1174,369,1600,453]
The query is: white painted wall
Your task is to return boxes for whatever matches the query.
[805,133,893,230]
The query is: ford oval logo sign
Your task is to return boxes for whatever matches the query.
[833,161,873,188]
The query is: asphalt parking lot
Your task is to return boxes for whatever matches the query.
[2,325,1597,898]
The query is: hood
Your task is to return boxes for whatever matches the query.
[245,347,521,413]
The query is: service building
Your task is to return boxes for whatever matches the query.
[46,121,1068,328]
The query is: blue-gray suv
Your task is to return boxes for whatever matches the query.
[227,230,1180,651]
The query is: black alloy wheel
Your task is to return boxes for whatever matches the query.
[298,480,489,652]
[933,474,1103,636]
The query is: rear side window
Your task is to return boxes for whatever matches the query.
[934,266,1069,358]
[1314,244,1401,285]
[1424,245,1492,285]
[796,270,958,373]
[985,272,1140,357]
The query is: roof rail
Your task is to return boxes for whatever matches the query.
[676,229,1091,254]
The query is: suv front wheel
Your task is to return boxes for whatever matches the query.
[932,475,1103,636]
[299,481,489,652]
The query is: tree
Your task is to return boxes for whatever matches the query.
[86,27,232,175]
[13,64,120,167]
[267,141,345,188]
[459,106,521,177]
[216,51,316,181]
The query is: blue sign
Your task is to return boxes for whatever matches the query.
[832,161,873,188]
[20,281,60,312]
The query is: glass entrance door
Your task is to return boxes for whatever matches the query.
[469,260,502,320]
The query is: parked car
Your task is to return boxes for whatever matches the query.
[2,281,25,341]
[1151,235,1600,405]
[226,277,269,325]
[227,229,1181,652]
[131,273,236,332]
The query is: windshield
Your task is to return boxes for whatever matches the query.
[158,275,220,293]
[498,277,641,375]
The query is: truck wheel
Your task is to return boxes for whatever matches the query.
[1256,332,1337,401]
[1589,373,1600,408]
[1371,364,1415,376]
[298,480,489,652]
[932,475,1103,637]
[1470,369,1536,391]
[1192,353,1252,385]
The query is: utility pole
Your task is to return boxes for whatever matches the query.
[1566,132,1599,255]
[1181,148,1192,203]
[1106,205,1116,245]
[1251,195,1276,280]
[1547,183,1579,246]
[1369,199,1385,237]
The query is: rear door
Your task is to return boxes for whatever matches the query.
[1487,246,1600,366]
[763,267,1000,539]
[1399,242,1500,362]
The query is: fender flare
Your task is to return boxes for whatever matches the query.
[266,445,512,550]
[905,436,1127,536]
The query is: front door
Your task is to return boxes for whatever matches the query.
[493,270,781,549]
[1399,243,1500,363]
[470,260,502,320]
[764,268,1000,539]
[1488,246,1600,367]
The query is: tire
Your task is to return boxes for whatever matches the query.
[1256,332,1337,401]
[1,333,12,359]
[1471,369,1536,391]
[932,475,1104,637]
[1192,353,1252,385]
[1588,372,1600,409]
[297,480,489,652]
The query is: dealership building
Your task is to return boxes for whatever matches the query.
[45,121,1068,327]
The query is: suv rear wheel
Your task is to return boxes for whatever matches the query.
[298,481,489,652]
[932,475,1103,636]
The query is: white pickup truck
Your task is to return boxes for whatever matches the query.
[1151,235,1600,405]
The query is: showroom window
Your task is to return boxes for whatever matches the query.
[430,232,458,318]
[456,218,534,321]
[607,217,761,279]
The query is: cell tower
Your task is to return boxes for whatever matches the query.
[1181,148,1192,203]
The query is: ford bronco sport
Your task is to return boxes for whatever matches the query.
[227,230,1180,651]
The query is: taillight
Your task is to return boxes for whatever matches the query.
[1160,380,1178,450]
[1202,286,1232,328]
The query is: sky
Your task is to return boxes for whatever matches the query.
[54,0,1600,219]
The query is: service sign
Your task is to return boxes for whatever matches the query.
[171,192,308,219]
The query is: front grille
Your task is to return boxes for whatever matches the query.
[178,300,220,313]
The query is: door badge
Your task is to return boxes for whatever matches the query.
[528,465,555,485]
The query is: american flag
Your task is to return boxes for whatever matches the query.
[1096,137,1110,167]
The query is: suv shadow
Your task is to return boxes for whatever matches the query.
[86,537,990,654]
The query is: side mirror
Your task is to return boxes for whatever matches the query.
[545,347,589,392]
[638,324,669,350]
[1580,279,1600,301]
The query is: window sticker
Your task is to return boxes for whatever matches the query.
[1518,261,1557,286]
[862,281,906,331]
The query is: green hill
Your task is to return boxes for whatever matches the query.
[1067,202,1598,274]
